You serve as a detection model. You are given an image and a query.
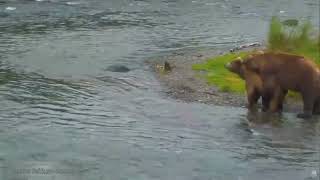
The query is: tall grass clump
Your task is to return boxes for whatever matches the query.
[267,16,320,63]
[268,16,286,50]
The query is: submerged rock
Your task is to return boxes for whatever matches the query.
[0,12,8,17]
[106,65,130,72]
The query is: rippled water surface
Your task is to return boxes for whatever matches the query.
[0,0,319,179]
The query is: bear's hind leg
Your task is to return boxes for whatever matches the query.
[312,97,320,115]
[297,93,314,119]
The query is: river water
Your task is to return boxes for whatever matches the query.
[0,0,319,179]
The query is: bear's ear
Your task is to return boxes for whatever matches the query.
[236,57,243,63]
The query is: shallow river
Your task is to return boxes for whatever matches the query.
[0,0,319,179]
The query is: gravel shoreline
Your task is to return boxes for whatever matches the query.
[147,47,303,113]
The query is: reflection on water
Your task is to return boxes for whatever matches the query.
[244,110,320,167]
[246,110,285,126]
[0,0,319,179]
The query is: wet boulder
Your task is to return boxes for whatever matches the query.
[106,65,130,73]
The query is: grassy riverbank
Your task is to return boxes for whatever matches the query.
[192,51,250,93]
[192,17,320,94]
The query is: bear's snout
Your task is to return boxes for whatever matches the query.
[225,62,231,69]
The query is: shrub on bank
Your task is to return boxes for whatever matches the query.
[268,16,320,63]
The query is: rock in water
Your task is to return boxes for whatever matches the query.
[164,61,172,72]
[106,65,130,72]
[155,61,172,73]
[0,12,9,17]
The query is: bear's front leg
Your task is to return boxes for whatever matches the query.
[260,76,282,113]
[247,87,260,111]
[276,89,288,112]
[269,93,281,113]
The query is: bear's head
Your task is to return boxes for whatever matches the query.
[225,57,246,78]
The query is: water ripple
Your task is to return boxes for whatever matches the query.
[0,0,319,179]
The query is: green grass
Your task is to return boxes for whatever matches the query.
[192,51,252,93]
[193,16,319,94]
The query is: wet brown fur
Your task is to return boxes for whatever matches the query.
[225,58,284,111]
[243,52,320,118]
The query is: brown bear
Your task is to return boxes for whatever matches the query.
[243,52,320,119]
[225,57,286,111]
